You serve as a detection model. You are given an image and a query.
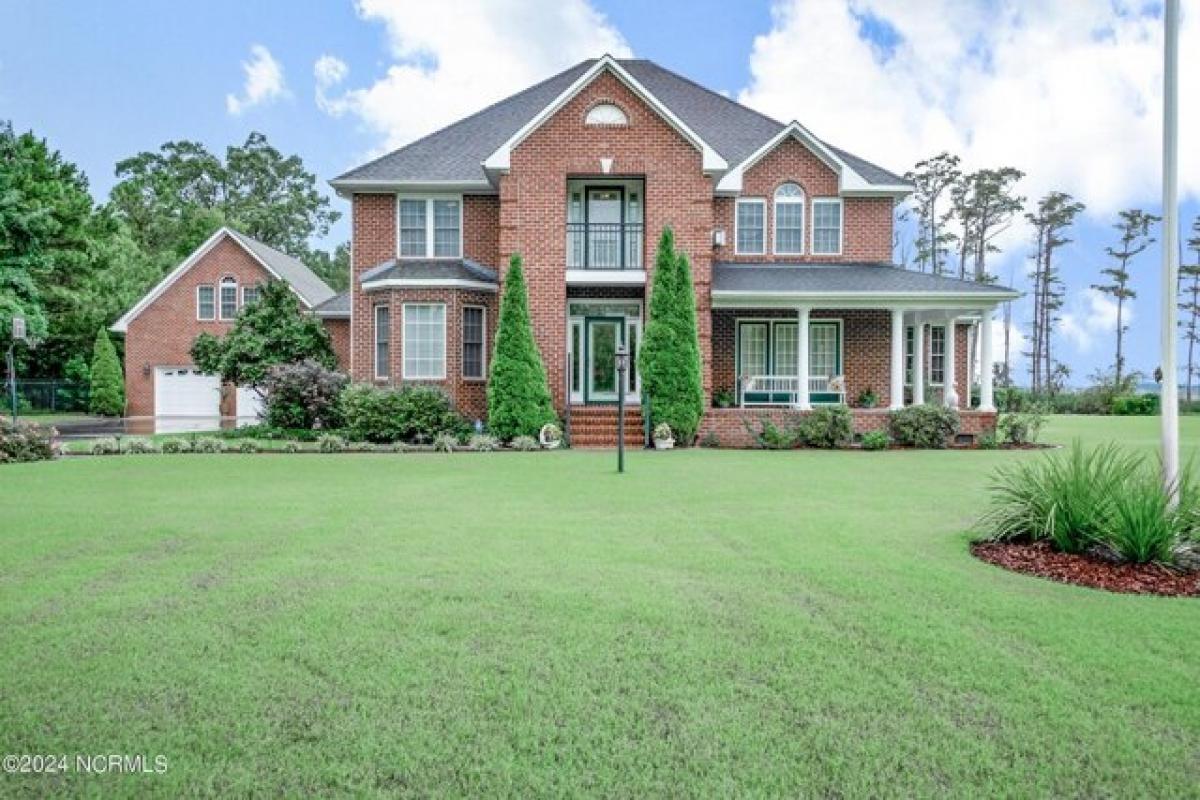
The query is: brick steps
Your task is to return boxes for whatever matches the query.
[568,406,644,448]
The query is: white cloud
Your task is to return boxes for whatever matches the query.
[226,44,288,115]
[1059,288,1127,353]
[316,0,631,152]
[739,1,1199,226]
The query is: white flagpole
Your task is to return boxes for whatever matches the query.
[1162,0,1181,501]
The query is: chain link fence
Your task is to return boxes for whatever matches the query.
[6,379,90,413]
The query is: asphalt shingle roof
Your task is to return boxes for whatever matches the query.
[311,291,349,318]
[713,263,1019,297]
[360,259,499,285]
[226,229,337,308]
[333,58,907,188]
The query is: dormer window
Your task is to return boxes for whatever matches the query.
[585,103,628,126]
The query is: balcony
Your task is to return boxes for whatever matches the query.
[566,222,644,270]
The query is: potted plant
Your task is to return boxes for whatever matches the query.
[856,387,879,409]
[653,422,675,450]
[539,422,563,449]
[713,388,736,408]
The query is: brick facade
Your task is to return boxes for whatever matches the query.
[698,408,998,449]
[123,234,274,417]
[324,318,351,371]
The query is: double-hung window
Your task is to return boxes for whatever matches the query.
[811,198,843,255]
[403,303,446,380]
[929,325,946,385]
[241,284,261,307]
[374,305,390,380]
[197,285,216,320]
[462,306,486,379]
[809,323,838,379]
[773,183,804,255]
[219,277,238,320]
[736,199,766,255]
[904,326,915,386]
[399,197,461,258]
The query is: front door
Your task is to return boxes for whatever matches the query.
[585,317,623,403]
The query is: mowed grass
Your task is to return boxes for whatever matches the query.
[2,417,1199,797]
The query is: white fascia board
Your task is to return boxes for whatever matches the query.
[564,269,647,286]
[483,54,727,176]
[711,289,1019,310]
[329,179,496,198]
[360,278,498,293]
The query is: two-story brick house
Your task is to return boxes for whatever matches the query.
[323,55,1015,444]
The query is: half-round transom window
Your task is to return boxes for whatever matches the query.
[585,103,628,126]
[775,182,804,199]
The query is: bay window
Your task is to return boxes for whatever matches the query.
[374,305,390,380]
[403,303,446,379]
[462,306,485,380]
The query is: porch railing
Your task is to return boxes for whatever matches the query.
[739,375,845,406]
[566,223,644,269]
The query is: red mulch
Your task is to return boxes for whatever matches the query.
[971,541,1200,597]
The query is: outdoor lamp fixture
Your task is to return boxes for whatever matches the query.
[615,344,630,474]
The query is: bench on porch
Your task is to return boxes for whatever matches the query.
[739,375,845,406]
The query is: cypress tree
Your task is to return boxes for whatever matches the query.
[487,255,555,439]
[88,327,125,416]
[638,227,703,443]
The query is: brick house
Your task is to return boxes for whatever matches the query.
[327,56,1016,444]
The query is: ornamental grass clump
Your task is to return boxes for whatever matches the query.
[1104,467,1200,564]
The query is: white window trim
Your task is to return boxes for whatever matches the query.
[904,325,915,387]
[928,324,947,386]
[196,284,216,321]
[772,186,805,255]
[810,197,844,256]
[374,304,391,381]
[734,318,844,378]
[402,302,447,381]
[734,198,767,256]
[462,305,487,381]
[218,277,239,321]
[240,284,262,306]
[397,195,463,260]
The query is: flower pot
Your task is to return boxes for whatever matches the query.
[654,438,675,450]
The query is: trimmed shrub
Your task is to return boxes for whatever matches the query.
[745,417,799,450]
[797,406,853,449]
[0,419,55,463]
[469,434,499,452]
[860,429,890,451]
[160,438,190,454]
[1111,393,1159,416]
[263,360,348,429]
[998,407,1047,445]
[283,441,301,454]
[194,437,225,454]
[317,434,346,453]
[340,384,469,443]
[236,440,260,454]
[125,438,156,454]
[888,405,960,448]
[510,435,539,451]
[220,424,326,442]
[88,328,125,416]
[487,255,556,440]
[90,437,119,455]
[638,227,704,444]
[976,430,1000,450]
[432,432,458,453]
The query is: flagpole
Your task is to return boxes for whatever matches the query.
[1162,0,1180,501]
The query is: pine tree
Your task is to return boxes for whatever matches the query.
[1181,216,1200,403]
[486,255,555,440]
[1094,209,1158,385]
[1025,192,1084,393]
[905,152,961,275]
[88,327,124,416]
[638,227,703,443]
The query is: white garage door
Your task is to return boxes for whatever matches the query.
[154,367,220,418]
[236,386,264,426]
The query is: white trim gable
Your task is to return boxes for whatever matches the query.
[482,54,727,177]
[110,227,311,333]
[715,121,911,197]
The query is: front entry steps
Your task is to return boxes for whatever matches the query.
[568,405,644,448]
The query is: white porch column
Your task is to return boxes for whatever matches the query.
[796,306,811,410]
[890,308,905,410]
[944,316,960,409]
[979,308,995,411]
[912,317,925,405]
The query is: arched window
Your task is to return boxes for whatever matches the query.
[218,276,239,320]
[774,182,805,255]
[585,103,628,126]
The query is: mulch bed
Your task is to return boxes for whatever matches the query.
[971,541,1200,597]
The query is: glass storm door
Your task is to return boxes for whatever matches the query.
[585,317,622,403]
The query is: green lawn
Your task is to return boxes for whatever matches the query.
[2,416,1198,797]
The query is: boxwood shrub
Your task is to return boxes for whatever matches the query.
[339,384,470,444]
[797,405,853,449]
[888,405,960,449]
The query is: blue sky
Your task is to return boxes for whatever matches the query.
[2,0,1197,387]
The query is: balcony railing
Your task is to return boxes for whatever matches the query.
[566,222,643,270]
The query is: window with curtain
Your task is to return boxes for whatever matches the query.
[929,325,946,385]
[736,199,766,254]
[812,199,843,255]
[197,285,215,320]
[219,277,238,320]
[374,305,390,380]
[462,306,485,379]
[773,183,804,254]
[403,304,446,379]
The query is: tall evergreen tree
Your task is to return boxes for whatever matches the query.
[905,152,961,275]
[486,255,555,440]
[1181,216,1200,403]
[1094,208,1159,384]
[952,167,1025,282]
[1025,191,1084,393]
[638,227,703,443]
[88,327,124,416]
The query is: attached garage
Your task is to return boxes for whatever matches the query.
[154,367,220,418]
[235,386,264,424]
